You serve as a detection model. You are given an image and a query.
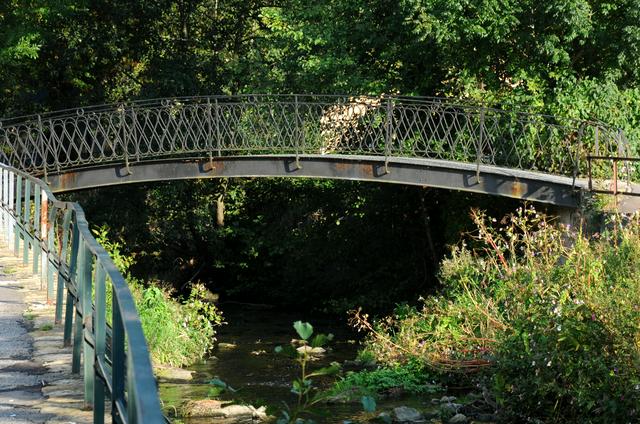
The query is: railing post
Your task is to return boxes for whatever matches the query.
[37,114,48,182]
[215,98,221,156]
[120,106,132,176]
[45,201,56,303]
[22,178,31,265]
[81,243,95,409]
[56,209,73,323]
[63,215,79,347]
[8,172,14,252]
[14,175,21,256]
[294,95,302,170]
[127,361,137,423]
[33,187,40,276]
[476,108,485,183]
[132,106,140,163]
[112,296,125,422]
[206,98,215,172]
[72,238,85,374]
[93,265,106,424]
[384,97,393,174]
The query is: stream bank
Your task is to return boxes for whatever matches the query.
[158,303,451,423]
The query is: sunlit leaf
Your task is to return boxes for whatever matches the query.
[307,362,341,378]
[294,321,314,340]
[207,386,224,397]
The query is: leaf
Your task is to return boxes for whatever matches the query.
[361,395,376,413]
[275,346,283,353]
[207,386,224,397]
[306,362,341,378]
[208,377,236,392]
[208,377,227,387]
[294,321,314,340]
[310,332,334,348]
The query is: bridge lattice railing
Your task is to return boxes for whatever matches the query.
[0,94,629,181]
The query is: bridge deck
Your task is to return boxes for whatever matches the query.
[0,243,111,424]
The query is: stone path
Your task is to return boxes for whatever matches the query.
[0,245,110,423]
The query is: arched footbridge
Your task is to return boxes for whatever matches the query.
[0,95,636,423]
[2,94,635,205]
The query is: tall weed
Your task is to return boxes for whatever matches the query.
[353,208,640,422]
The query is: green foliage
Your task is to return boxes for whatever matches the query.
[293,321,314,340]
[355,208,640,422]
[206,377,237,398]
[275,321,359,424]
[77,179,503,314]
[93,225,223,367]
[333,362,441,397]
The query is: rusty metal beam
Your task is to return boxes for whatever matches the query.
[47,155,583,208]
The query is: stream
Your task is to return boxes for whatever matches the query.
[159,303,432,423]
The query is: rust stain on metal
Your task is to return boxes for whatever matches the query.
[361,163,374,178]
[40,197,48,239]
[56,171,78,191]
[204,159,225,174]
[333,161,351,174]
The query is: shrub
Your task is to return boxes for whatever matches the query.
[93,225,224,367]
[353,208,640,423]
[333,361,440,397]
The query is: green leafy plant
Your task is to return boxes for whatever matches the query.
[93,225,224,367]
[352,208,640,422]
[206,377,237,398]
[274,321,343,423]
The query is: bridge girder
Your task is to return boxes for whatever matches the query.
[47,154,584,208]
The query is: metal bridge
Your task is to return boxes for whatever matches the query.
[0,95,633,205]
[0,94,635,423]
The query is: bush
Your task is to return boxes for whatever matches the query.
[94,225,224,367]
[353,208,640,423]
[333,361,440,398]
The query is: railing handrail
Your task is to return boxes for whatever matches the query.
[0,94,610,129]
[0,163,164,424]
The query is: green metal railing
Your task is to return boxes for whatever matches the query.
[0,163,164,423]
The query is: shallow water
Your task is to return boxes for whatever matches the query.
[159,303,436,423]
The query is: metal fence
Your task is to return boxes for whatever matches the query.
[0,94,630,181]
[0,164,164,424]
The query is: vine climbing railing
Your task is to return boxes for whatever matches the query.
[0,164,164,424]
[0,94,632,183]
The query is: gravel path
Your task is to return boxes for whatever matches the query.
[0,247,110,424]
